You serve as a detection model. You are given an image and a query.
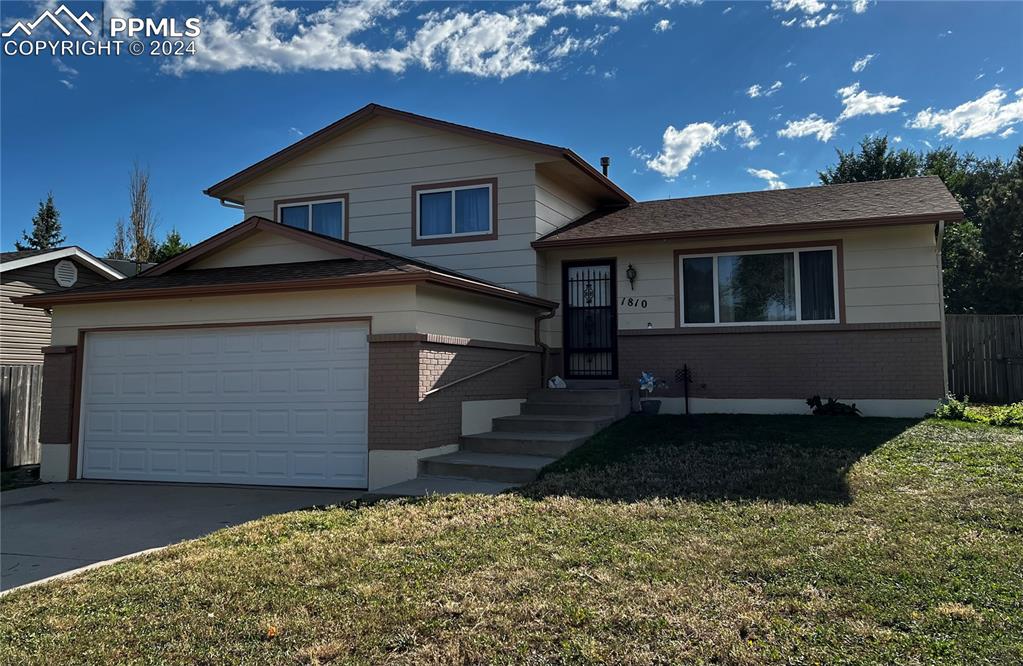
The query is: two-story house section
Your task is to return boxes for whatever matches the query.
[19,103,963,492]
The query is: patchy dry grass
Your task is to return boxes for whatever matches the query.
[1,416,1021,665]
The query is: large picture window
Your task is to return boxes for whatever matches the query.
[413,180,495,243]
[276,196,346,240]
[678,246,839,325]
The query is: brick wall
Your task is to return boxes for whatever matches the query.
[369,338,540,451]
[39,347,77,444]
[617,324,945,400]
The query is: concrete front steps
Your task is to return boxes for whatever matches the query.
[376,388,631,496]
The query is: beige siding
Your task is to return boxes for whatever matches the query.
[414,285,537,346]
[50,287,418,346]
[233,117,549,295]
[49,283,536,349]
[1,260,111,364]
[188,230,342,269]
[538,223,942,345]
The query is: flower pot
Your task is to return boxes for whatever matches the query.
[641,399,661,415]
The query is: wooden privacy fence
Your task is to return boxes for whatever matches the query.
[1,364,43,468]
[946,315,1023,404]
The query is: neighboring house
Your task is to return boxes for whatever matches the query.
[17,104,963,491]
[1,247,123,469]
[1,247,124,364]
[100,259,157,277]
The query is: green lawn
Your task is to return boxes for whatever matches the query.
[2,416,1021,665]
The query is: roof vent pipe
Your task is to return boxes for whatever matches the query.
[600,156,610,177]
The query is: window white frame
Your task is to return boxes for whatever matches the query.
[276,197,346,236]
[414,182,494,240]
[677,245,840,327]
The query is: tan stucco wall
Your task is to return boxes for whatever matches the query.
[538,222,942,345]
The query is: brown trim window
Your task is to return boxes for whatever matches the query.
[275,194,349,240]
[412,178,497,245]
[677,245,840,326]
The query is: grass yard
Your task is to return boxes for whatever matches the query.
[1,415,1021,665]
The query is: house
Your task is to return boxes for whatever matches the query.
[1,247,125,364]
[1,247,124,469]
[16,104,964,491]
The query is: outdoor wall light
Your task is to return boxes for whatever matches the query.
[626,264,637,289]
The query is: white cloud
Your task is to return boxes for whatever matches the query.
[747,168,787,190]
[646,120,757,178]
[778,114,838,141]
[162,0,672,78]
[59,79,74,89]
[747,80,782,98]
[289,127,304,137]
[892,135,902,143]
[851,53,875,72]
[837,82,906,119]
[733,120,760,148]
[909,87,1023,139]
[772,0,866,28]
[799,74,809,82]
[1001,127,1016,138]
[653,18,672,31]
[53,57,78,76]
[801,11,840,28]
[722,6,732,13]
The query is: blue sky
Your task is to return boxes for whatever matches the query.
[2,0,1021,256]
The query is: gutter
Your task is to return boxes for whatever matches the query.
[534,305,559,387]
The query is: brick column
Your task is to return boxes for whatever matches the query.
[39,345,78,481]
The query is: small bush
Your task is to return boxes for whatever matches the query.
[984,402,1023,427]
[935,393,969,420]
[934,394,1023,427]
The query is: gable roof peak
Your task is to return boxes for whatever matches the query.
[203,103,633,205]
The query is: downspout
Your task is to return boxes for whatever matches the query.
[534,306,558,388]
[936,220,949,397]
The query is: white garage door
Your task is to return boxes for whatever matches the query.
[80,321,369,488]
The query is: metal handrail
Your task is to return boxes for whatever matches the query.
[422,354,530,396]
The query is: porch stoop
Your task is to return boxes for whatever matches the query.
[375,388,632,496]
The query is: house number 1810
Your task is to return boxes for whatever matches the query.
[620,297,648,308]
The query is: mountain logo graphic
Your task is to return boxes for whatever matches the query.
[2,4,95,38]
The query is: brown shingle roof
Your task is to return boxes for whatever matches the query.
[533,176,963,247]
[16,255,555,309]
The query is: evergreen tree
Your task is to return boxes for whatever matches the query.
[152,228,190,263]
[15,193,65,251]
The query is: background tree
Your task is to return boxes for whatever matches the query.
[818,136,920,184]
[151,228,190,263]
[819,136,1021,314]
[127,161,157,265]
[107,218,128,259]
[15,192,65,251]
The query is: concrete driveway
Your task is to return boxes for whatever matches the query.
[1,482,361,591]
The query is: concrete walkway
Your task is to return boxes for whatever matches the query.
[1,482,360,591]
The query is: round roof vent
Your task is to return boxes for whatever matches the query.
[54,259,79,288]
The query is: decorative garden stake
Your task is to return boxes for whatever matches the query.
[638,371,667,415]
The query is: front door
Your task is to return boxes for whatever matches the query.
[562,260,618,379]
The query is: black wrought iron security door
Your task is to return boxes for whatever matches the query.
[562,261,617,379]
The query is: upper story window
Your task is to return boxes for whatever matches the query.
[678,246,839,326]
[276,195,347,240]
[412,178,497,245]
